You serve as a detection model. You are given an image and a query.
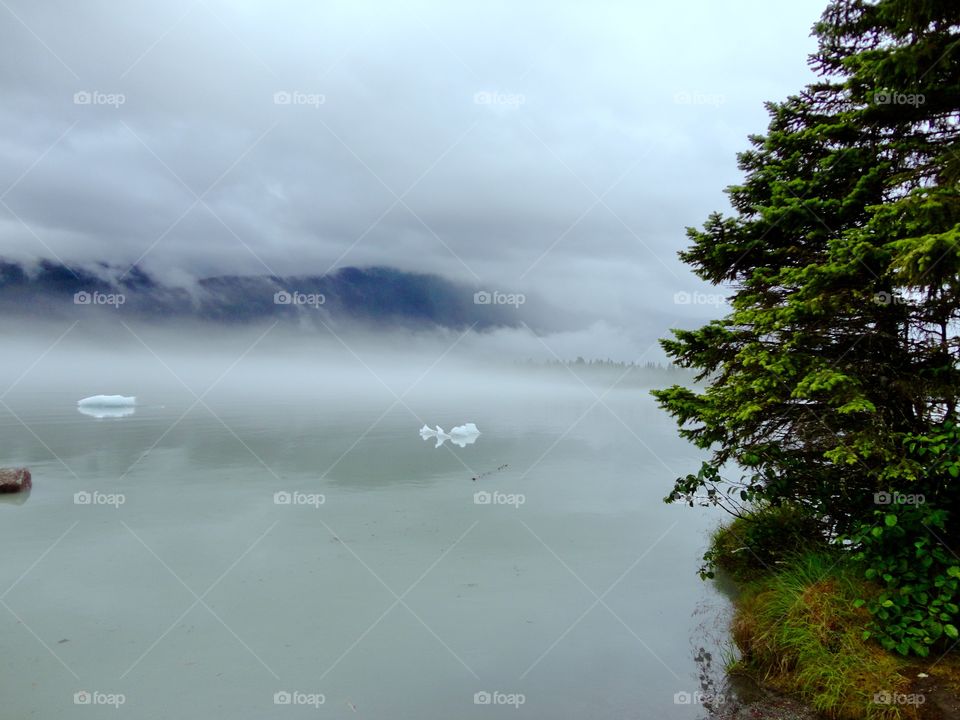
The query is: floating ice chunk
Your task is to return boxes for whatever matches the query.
[449,423,480,436]
[434,427,451,448]
[78,395,136,407]
[419,422,480,448]
[450,434,479,448]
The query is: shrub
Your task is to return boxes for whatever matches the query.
[732,553,915,720]
[702,505,826,581]
[847,504,960,657]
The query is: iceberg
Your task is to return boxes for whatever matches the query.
[449,423,480,437]
[418,422,480,448]
[78,395,136,407]
[449,433,479,448]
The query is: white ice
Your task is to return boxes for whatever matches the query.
[419,422,480,447]
[449,423,480,436]
[77,395,137,407]
[448,434,479,448]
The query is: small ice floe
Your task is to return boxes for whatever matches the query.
[419,422,480,448]
[448,434,479,448]
[78,395,136,407]
[449,423,479,437]
[77,395,136,419]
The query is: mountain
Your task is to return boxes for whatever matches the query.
[0,259,537,331]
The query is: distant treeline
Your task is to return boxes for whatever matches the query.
[515,358,689,372]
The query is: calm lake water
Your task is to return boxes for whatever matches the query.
[0,355,733,719]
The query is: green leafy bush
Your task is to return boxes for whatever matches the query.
[702,504,826,581]
[848,504,960,657]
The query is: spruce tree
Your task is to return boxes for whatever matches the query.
[654,0,960,534]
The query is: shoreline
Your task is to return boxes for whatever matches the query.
[706,519,960,720]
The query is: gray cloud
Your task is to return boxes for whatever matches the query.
[0,0,825,355]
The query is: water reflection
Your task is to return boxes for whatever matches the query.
[77,405,136,419]
[0,385,726,720]
[689,591,814,720]
[0,490,30,506]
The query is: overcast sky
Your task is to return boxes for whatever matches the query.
[0,0,827,354]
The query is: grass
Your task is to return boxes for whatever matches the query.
[730,552,917,719]
[703,504,825,582]
[709,507,950,720]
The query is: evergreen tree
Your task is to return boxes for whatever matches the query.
[654,0,960,533]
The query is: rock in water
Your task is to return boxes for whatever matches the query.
[0,468,32,493]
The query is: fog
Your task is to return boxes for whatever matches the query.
[0,3,831,716]
[1,320,690,408]
[0,0,828,354]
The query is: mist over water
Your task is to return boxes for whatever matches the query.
[1,325,731,719]
[0,0,830,712]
